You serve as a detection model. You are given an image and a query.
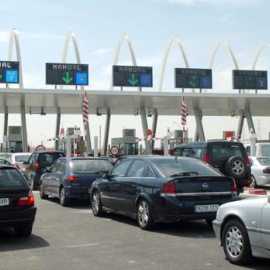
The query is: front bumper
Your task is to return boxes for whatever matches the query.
[212,219,222,245]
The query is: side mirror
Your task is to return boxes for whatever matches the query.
[46,166,51,172]
[101,172,109,179]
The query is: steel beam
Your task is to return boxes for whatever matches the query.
[55,113,61,150]
[140,108,151,154]
[245,109,256,140]
[236,115,245,140]
[194,109,205,141]
[103,111,111,156]
[20,106,28,152]
[151,109,158,150]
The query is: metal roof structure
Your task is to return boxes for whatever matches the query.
[1,88,270,117]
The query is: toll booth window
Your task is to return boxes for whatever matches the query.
[262,145,270,156]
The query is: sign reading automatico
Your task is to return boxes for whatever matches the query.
[46,63,89,86]
[0,61,19,84]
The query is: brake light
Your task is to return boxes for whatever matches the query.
[19,191,35,206]
[162,181,176,195]
[203,154,210,164]
[68,176,81,181]
[34,162,40,171]
[263,167,270,174]
[12,163,21,169]
[244,154,250,166]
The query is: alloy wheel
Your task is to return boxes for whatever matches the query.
[225,225,243,259]
[138,201,149,227]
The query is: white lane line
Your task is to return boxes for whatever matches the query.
[64,243,100,248]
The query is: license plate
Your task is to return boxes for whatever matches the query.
[0,198,9,206]
[194,204,219,212]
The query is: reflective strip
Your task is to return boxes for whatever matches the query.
[161,191,233,197]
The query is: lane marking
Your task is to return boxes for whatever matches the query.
[64,243,100,248]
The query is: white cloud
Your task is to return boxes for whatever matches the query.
[92,48,111,56]
[0,30,10,43]
[20,31,64,40]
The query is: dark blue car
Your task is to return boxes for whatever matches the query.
[90,156,238,230]
[39,157,113,206]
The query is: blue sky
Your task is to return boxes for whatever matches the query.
[0,0,270,149]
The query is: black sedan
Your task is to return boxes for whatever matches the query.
[90,156,238,230]
[39,157,113,206]
[0,165,37,237]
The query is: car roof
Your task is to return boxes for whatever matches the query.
[174,140,244,149]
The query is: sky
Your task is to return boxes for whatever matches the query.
[0,0,270,150]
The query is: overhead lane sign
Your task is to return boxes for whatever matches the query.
[113,65,153,87]
[233,70,267,90]
[0,61,19,84]
[175,68,212,89]
[46,63,88,86]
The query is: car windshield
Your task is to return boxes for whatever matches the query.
[257,157,270,166]
[151,158,221,177]
[15,155,31,162]
[70,159,113,174]
[0,168,28,187]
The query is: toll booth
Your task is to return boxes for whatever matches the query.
[111,129,138,155]
[2,126,23,152]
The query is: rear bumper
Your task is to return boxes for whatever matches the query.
[65,186,91,199]
[0,206,37,228]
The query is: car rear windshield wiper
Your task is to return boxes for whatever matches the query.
[170,172,199,177]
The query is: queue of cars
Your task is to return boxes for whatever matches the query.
[0,140,270,265]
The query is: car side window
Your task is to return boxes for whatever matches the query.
[181,148,190,157]
[127,160,145,177]
[57,160,66,173]
[28,153,36,164]
[173,148,181,156]
[111,160,133,177]
[50,160,61,173]
[145,165,155,178]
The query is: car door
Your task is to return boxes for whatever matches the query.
[50,159,66,196]
[118,159,146,213]
[261,197,270,250]
[24,153,37,183]
[102,159,133,211]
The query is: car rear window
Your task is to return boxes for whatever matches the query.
[211,144,243,162]
[38,153,65,165]
[257,157,270,166]
[0,168,28,187]
[152,158,221,177]
[70,159,113,174]
[15,155,30,162]
[261,145,270,157]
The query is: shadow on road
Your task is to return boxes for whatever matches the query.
[0,228,49,252]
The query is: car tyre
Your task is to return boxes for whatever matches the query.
[137,199,156,230]
[222,218,252,265]
[39,181,49,199]
[30,176,38,191]
[225,156,247,179]
[59,187,70,207]
[91,190,104,217]
[15,225,33,237]
[250,175,257,188]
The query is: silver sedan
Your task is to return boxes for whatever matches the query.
[249,156,270,188]
[213,195,270,265]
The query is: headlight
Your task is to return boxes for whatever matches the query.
[216,207,224,221]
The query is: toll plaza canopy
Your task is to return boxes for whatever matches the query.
[1,88,270,116]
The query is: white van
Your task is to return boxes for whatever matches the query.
[245,143,270,157]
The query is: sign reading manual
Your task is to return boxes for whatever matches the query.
[46,63,88,86]
[113,65,153,87]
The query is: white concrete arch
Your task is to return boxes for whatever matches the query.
[110,34,137,90]
[61,31,84,91]
[158,38,189,92]
[8,28,23,88]
[252,42,270,70]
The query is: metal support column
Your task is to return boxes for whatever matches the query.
[3,112,8,151]
[103,111,111,156]
[194,109,205,141]
[20,106,28,152]
[236,115,245,140]
[151,109,158,151]
[140,108,151,154]
[194,114,203,142]
[245,109,256,139]
[55,113,61,150]
[86,121,92,153]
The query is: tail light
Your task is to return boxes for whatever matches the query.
[263,167,270,174]
[203,154,210,164]
[162,181,176,195]
[244,154,250,166]
[13,163,21,170]
[34,162,40,171]
[19,191,35,206]
[68,176,81,182]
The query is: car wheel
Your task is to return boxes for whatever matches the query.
[137,199,156,230]
[225,156,247,179]
[59,187,70,207]
[222,218,252,265]
[39,181,48,199]
[30,176,38,191]
[91,190,104,216]
[250,175,257,188]
[15,225,33,237]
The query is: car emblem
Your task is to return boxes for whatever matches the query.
[202,183,209,189]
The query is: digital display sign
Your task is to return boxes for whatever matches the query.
[233,70,267,90]
[46,63,89,86]
[113,65,153,87]
[0,61,19,84]
[175,68,212,89]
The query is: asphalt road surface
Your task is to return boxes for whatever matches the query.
[0,191,269,270]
